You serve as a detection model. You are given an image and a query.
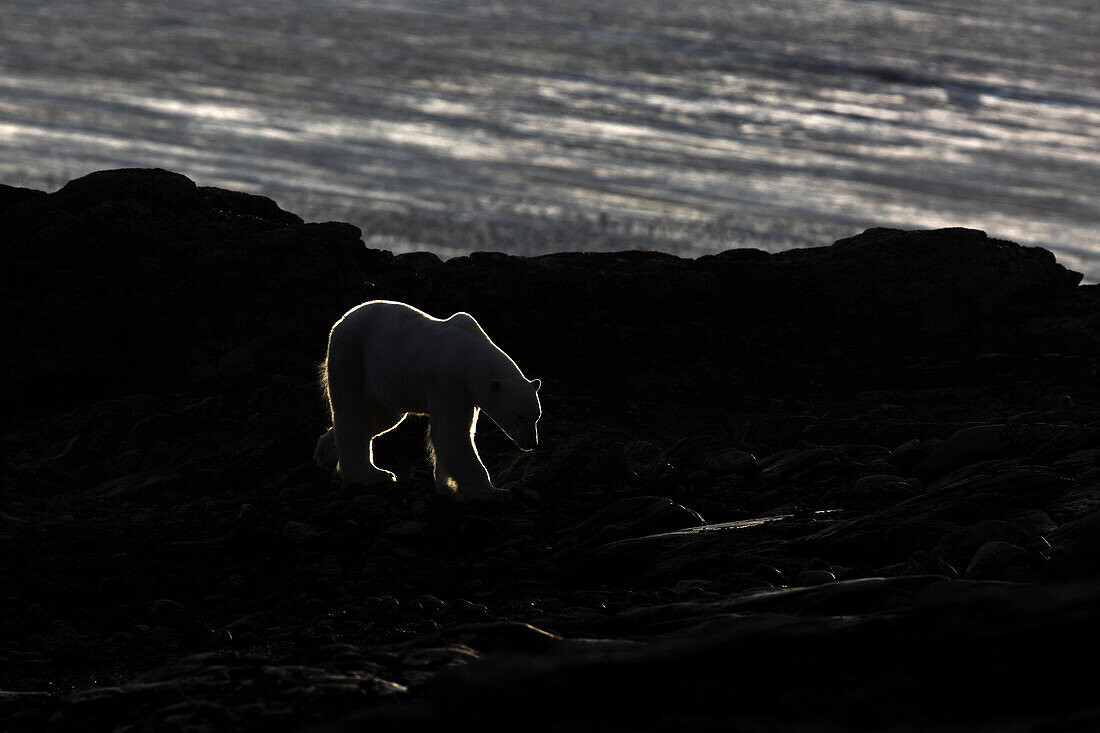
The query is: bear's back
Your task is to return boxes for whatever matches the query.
[347,301,488,346]
[335,301,485,407]
[348,299,433,327]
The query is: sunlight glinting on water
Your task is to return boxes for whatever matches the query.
[0,0,1096,275]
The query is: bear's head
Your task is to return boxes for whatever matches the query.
[481,376,542,451]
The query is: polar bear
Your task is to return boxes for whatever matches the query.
[315,300,541,502]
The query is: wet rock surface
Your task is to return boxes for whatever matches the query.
[3,169,1100,730]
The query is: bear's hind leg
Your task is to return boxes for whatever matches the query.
[314,428,338,473]
[426,439,456,496]
[333,402,405,486]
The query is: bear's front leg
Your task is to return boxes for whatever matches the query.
[428,406,511,502]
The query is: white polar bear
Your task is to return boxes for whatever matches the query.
[315,300,541,502]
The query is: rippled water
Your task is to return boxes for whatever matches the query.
[2,1,1097,276]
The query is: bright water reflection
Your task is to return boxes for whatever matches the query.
[1,1,1097,276]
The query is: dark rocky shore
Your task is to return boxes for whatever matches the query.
[3,169,1100,731]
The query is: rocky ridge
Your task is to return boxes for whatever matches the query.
[2,169,1100,731]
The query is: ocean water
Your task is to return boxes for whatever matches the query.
[2,0,1098,277]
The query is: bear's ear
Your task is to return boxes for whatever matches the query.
[489,378,502,393]
[530,378,541,392]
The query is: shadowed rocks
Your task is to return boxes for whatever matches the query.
[3,169,1100,731]
[1,169,367,412]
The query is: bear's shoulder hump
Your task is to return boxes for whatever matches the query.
[446,311,484,334]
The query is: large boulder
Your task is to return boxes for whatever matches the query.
[1,169,369,412]
[350,227,1087,397]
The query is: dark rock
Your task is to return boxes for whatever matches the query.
[0,183,46,213]
[821,474,920,510]
[802,466,1073,567]
[1049,511,1100,577]
[362,595,402,619]
[905,550,959,578]
[35,623,83,654]
[966,541,1029,580]
[751,564,789,586]
[702,449,760,477]
[5,171,1100,731]
[498,432,633,489]
[443,622,560,654]
[957,519,1028,556]
[671,579,718,597]
[447,600,492,622]
[916,424,1010,480]
[302,556,344,579]
[416,595,448,618]
[554,496,704,562]
[759,447,843,483]
[401,645,481,689]
[101,631,138,650]
[458,516,499,543]
[622,440,664,463]
[219,503,261,547]
[421,578,1100,731]
[384,520,428,537]
[1004,508,1058,536]
[281,521,318,541]
[1,168,367,412]
[367,538,417,559]
[183,623,233,651]
[890,438,927,471]
[146,599,197,630]
[796,569,836,586]
[916,424,1091,482]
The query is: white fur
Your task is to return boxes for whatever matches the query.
[316,300,541,501]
